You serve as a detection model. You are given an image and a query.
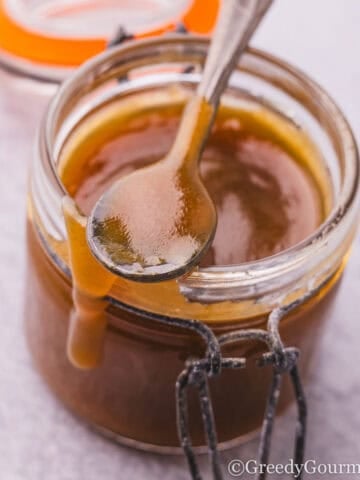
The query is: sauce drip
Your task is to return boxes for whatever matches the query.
[62,197,115,368]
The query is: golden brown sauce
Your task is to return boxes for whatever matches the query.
[61,101,324,265]
[58,95,325,368]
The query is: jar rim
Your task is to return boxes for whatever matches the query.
[38,35,360,304]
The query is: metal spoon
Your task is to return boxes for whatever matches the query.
[87,0,273,282]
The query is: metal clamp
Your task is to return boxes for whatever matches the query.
[174,289,318,480]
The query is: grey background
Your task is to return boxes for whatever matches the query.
[0,0,359,478]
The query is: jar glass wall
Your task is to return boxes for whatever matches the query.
[26,37,359,452]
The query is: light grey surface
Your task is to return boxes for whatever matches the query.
[0,1,359,479]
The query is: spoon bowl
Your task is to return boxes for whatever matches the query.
[87,159,217,281]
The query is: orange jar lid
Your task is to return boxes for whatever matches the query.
[0,0,219,80]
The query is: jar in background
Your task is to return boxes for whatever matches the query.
[0,0,218,80]
[0,0,218,146]
[26,37,359,452]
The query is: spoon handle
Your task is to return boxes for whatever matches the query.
[197,0,273,106]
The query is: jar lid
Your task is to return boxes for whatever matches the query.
[0,0,219,81]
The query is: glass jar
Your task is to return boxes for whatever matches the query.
[0,0,217,81]
[26,36,359,453]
